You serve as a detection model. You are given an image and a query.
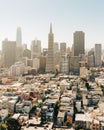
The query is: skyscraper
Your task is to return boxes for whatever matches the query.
[2,39,16,67]
[16,27,23,61]
[54,42,60,68]
[54,42,59,53]
[31,39,41,59]
[95,44,102,67]
[73,31,85,56]
[60,42,66,56]
[16,27,22,47]
[46,23,54,72]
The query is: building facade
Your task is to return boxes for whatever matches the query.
[10,61,25,76]
[33,58,40,72]
[16,27,23,61]
[2,39,16,67]
[39,56,46,73]
[31,39,41,59]
[95,44,102,67]
[54,42,59,53]
[73,31,85,56]
[46,24,54,72]
[69,56,80,74]
[16,27,22,47]
[60,42,66,56]
[60,55,69,73]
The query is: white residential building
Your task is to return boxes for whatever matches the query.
[10,61,25,76]
[33,58,40,71]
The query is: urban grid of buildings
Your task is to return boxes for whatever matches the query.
[0,24,104,130]
[0,24,102,75]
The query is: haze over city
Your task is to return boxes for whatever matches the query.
[1,1,104,130]
[0,0,104,49]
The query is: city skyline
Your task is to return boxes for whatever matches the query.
[0,0,104,49]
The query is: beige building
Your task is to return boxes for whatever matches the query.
[54,51,61,67]
[16,27,22,47]
[54,42,59,53]
[80,67,89,76]
[31,39,41,59]
[16,27,23,61]
[39,56,46,72]
[22,43,27,50]
[60,42,66,56]
[33,58,40,71]
[23,49,31,59]
[2,39,16,67]
[88,55,95,67]
[10,61,25,76]
[60,54,69,73]
[46,24,55,72]
[69,56,80,74]
[66,47,72,56]
[73,31,85,56]
[95,44,102,67]
[42,48,48,56]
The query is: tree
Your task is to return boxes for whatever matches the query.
[100,85,104,96]
[6,118,21,130]
[85,82,90,90]
[0,123,8,130]
[53,101,60,124]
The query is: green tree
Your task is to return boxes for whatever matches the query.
[100,84,104,95]
[38,102,43,108]
[0,123,8,130]
[6,118,21,130]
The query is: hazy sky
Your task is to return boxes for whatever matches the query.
[0,0,104,49]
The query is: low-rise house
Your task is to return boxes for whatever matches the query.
[92,119,100,130]
[57,111,66,126]
[0,109,8,122]
[16,101,24,112]
[12,113,20,120]
[97,116,104,130]
[8,99,17,113]
[1,97,8,109]
[0,100,3,109]
[46,108,54,121]
[22,106,31,114]
[75,113,93,129]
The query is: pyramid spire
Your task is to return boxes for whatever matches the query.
[50,23,52,33]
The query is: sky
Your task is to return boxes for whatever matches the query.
[0,0,104,50]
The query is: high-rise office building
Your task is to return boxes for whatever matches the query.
[46,24,54,72]
[23,44,27,50]
[33,58,40,71]
[60,55,69,73]
[95,44,102,66]
[31,39,41,59]
[54,42,59,53]
[2,39,16,67]
[39,56,46,73]
[16,27,23,61]
[60,42,66,56]
[73,31,85,56]
[54,51,61,67]
[23,49,31,59]
[87,48,95,67]
[87,55,95,67]
[69,56,80,74]
[54,42,60,68]
[42,48,48,56]
[16,27,22,47]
